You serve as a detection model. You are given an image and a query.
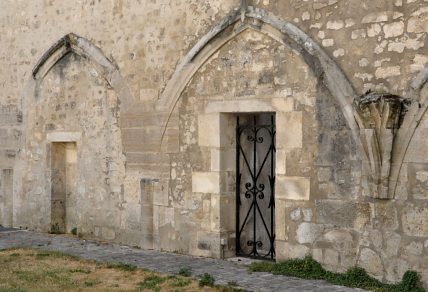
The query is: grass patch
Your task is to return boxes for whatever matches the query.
[178,267,192,277]
[69,267,91,274]
[83,279,101,287]
[0,287,26,292]
[137,274,166,291]
[171,277,192,287]
[248,255,425,292]
[0,248,231,291]
[199,273,215,287]
[105,262,138,271]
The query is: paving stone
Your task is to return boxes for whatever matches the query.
[0,230,364,292]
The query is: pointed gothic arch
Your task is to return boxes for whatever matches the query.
[388,67,428,196]
[157,6,364,152]
[31,33,133,108]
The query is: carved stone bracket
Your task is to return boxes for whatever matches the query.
[355,92,409,199]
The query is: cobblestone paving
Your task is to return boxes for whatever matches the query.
[0,230,364,292]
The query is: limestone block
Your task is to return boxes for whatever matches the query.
[204,99,274,114]
[351,29,367,40]
[122,127,162,152]
[302,208,313,222]
[322,39,334,47]
[198,114,221,147]
[124,203,141,229]
[404,128,428,163]
[385,258,410,283]
[326,20,344,30]
[369,229,383,250]
[416,171,428,183]
[315,230,357,267]
[367,24,381,37]
[290,208,301,221]
[402,204,428,237]
[121,111,170,128]
[322,230,354,250]
[276,150,286,175]
[362,12,388,23]
[407,8,428,33]
[359,248,384,277]
[276,241,309,260]
[333,48,345,58]
[296,222,324,244]
[220,195,235,232]
[194,231,219,257]
[324,249,339,266]
[153,179,169,206]
[46,131,81,142]
[276,176,310,201]
[375,66,400,79]
[317,167,332,182]
[159,206,175,228]
[272,98,293,112]
[210,195,220,232]
[65,143,77,163]
[312,248,323,262]
[316,200,371,228]
[383,21,404,38]
[375,202,398,230]
[385,231,401,257]
[192,172,220,194]
[139,88,158,101]
[101,227,116,240]
[276,200,287,241]
[276,112,302,151]
[210,149,220,171]
[405,241,423,256]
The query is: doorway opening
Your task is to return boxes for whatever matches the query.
[50,142,76,234]
[236,113,276,260]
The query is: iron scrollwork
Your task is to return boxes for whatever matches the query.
[236,115,276,260]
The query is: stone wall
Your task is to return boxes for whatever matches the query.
[0,0,427,288]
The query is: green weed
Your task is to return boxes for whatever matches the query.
[199,273,215,287]
[171,277,191,287]
[177,267,192,277]
[248,255,425,292]
[137,274,166,291]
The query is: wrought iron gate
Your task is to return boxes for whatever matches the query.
[236,115,276,260]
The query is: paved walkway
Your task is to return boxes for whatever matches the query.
[0,229,364,292]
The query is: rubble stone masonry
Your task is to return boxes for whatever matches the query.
[0,0,427,287]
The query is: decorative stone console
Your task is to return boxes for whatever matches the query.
[355,92,409,199]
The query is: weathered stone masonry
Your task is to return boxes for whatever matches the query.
[0,0,428,288]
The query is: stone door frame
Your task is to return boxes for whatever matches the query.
[46,132,81,232]
[191,97,308,258]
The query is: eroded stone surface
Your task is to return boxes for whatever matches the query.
[0,1,428,289]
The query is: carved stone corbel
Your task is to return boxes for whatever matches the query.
[355,92,409,199]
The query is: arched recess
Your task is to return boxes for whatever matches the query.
[157,6,364,155]
[388,67,428,197]
[31,33,133,109]
[13,33,130,231]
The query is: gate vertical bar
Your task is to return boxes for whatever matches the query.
[236,116,241,255]
[252,116,257,256]
[270,115,275,259]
